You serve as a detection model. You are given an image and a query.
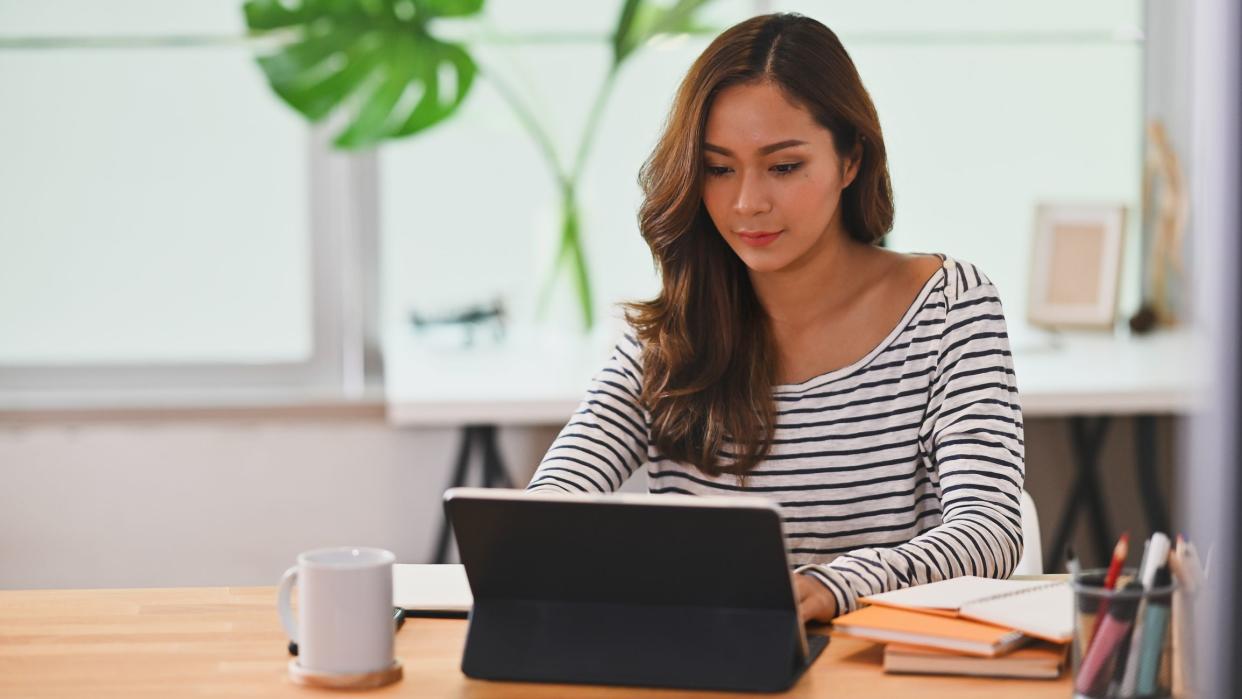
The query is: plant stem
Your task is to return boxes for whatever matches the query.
[558,56,630,329]
[533,183,595,330]
[548,60,625,329]
[536,218,565,313]
[570,64,620,183]
[564,193,595,329]
[532,59,623,330]
[475,63,569,189]
[470,31,617,330]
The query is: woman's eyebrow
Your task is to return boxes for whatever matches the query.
[703,139,807,156]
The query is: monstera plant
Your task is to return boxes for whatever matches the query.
[244,0,717,330]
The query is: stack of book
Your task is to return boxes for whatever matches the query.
[830,576,1073,679]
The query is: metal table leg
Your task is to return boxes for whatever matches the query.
[432,424,510,564]
[1046,416,1114,571]
[480,424,513,489]
[1043,414,1173,572]
[1134,415,1170,537]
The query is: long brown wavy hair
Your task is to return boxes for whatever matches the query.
[624,13,894,478]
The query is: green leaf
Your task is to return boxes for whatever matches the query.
[392,40,476,138]
[611,0,643,64]
[414,0,484,17]
[648,0,716,37]
[612,0,716,65]
[244,0,316,31]
[244,0,483,148]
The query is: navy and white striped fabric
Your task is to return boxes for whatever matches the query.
[526,255,1025,613]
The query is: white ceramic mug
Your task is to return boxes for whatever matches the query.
[278,547,396,675]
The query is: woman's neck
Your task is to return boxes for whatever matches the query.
[749,229,878,332]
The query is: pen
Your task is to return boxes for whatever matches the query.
[1135,567,1173,695]
[1066,546,1081,578]
[1183,539,1205,588]
[1075,581,1143,696]
[401,610,470,619]
[1169,538,1185,697]
[1118,532,1170,695]
[1066,546,1093,654]
[1104,533,1130,590]
[1170,535,1200,699]
[1088,532,1129,643]
[1108,536,1149,689]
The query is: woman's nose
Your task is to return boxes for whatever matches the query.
[733,171,772,217]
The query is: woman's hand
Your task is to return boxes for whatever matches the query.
[793,572,838,625]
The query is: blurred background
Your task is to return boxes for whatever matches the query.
[0,0,1210,599]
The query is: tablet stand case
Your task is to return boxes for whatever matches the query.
[445,491,830,693]
[462,599,829,693]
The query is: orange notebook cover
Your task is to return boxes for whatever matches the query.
[831,605,1026,658]
[884,641,1068,679]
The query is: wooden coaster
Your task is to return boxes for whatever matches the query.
[288,658,403,690]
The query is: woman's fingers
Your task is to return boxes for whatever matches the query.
[793,575,811,605]
[792,575,822,622]
[802,591,828,622]
[792,573,837,623]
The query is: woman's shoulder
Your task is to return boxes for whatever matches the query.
[905,252,999,308]
[940,254,995,295]
[618,328,644,356]
[611,326,646,373]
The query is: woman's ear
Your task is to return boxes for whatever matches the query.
[841,141,863,189]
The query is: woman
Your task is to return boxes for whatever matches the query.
[526,13,1024,625]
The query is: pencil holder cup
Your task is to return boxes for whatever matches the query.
[1071,567,1176,699]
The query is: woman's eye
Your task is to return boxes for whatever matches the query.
[704,163,801,177]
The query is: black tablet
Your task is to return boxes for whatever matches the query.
[443,487,829,693]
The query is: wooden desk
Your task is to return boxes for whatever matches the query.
[1,586,1071,698]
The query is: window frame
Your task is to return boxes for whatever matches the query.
[0,126,381,408]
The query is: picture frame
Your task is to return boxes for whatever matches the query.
[1027,203,1127,329]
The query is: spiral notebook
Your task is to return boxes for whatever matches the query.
[393,564,472,616]
[859,577,1073,643]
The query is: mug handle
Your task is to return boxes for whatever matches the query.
[277,565,299,645]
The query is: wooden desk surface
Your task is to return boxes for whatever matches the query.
[0,586,1072,698]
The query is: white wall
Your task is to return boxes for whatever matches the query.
[0,416,535,588]
[0,414,651,589]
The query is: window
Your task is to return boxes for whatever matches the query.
[0,1,377,404]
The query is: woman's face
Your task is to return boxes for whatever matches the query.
[701,80,859,275]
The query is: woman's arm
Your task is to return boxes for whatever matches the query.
[527,335,650,493]
[795,273,1025,616]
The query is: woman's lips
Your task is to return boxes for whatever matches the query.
[736,230,782,247]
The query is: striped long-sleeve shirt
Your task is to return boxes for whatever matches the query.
[526,255,1025,614]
